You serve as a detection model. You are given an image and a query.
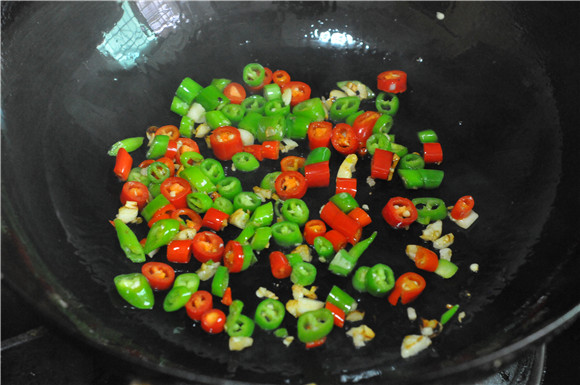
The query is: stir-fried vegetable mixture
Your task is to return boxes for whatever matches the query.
[109,64,478,356]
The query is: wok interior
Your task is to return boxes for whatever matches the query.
[2,2,579,383]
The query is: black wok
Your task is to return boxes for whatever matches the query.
[2,1,579,384]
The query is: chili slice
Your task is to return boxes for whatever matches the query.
[382,197,418,229]
[274,171,308,200]
[141,262,175,291]
[192,231,225,263]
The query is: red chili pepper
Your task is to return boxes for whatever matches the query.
[243,144,264,161]
[352,111,381,147]
[202,207,229,231]
[307,121,333,150]
[186,290,213,321]
[201,308,227,334]
[323,229,347,252]
[280,156,306,172]
[325,301,345,328]
[155,125,180,141]
[377,70,407,94]
[170,208,202,231]
[221,287,233,306]
[305,336,327,349]
[414,246,439,272]
[114,147,132,181]
[209,126,243,161]
[176,138,201,165]
[382,197,418,229]
[303,219,327,245]
[141,261,175,291]
[164,139,178,160]
[347,207,372,228]
[160,176,192,209]
[247,67,273,93]
[320,201,362,245]
[223,240,245,273]
[120,181,149,210]
[166,239,193,263]
[139,159,155,169]
[423,142,443,164]
[388,272,426,306]
[269,251,292,279]
[272,70,291,87]
[371,148,394,180]
[450,195,474,220]
[282,81,311,106]
[275,171,308,200]
[261,140,280,160]
[335,177,357,198]
[155,156,175,177]
[331,123,359,155]
[191,231,225,263]
[147,203,176,227]
[304,161,330,188]
[223,82,247,104]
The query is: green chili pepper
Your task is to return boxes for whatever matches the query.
[329,96,360,122]
[226,313,255,337]
[250,226,272,251]
[146,135,169,159]
[274,328,288,338]
[365,263,395,297]
[233,192,262,213]
[285,113,312,139]
[281,198,310,226]
[242,63,266,87]
[386,141,408,158]
[179,116,195,138]
[174,273,201,292]
[372,114,394,135]
[376,92,399,116]
[257,114,286,142]
[365,133,391,156]
[113,218,145,263]
[143,218,180,254]
[352,266,370,293]
[141,194,171,222]
[186,192,213,214]
[398,169,424,189]
[210,78,231,92]
[264,99,290,116]
[171,96,190,116]
[286,253,303,267]
[254,298,286,330]
[127,167,149,184]
[297,308,334,343]
[418,129,438,143]
[313,236,335,260]
[148,182,161,198]
[147,161,171,184]
[328,231,378,276]
[200,158,225,185]
[212,196,234,215]
[434,259,458,279]
[326,285,358,314]
[292,98,326,122]
[329,192,359,214]
[399,153,425,170]
[349,231,377,260]
[163,286,192,312]
[229,299,244,316]
[176,77,203,105]
[235,225,256,245]
[241,245,258,271]
[114,273,154,309]
[241,95,267,115]
[260,172,282,192]
[345,110,364,126]
[221,103,246,125]
[108,137,144,156]
[419,169,445,189]
[271,221,303,248]
[195,85,229,111]
[440,304,460,325]
[179,164,217,193]
[216,176,243,201]
[305,147,332,166]
[248,202,274,227]
[412,197,448,225]
[211,265,229,297]
[205,110,232,130]
[232,152,260,172]
[290,261,317,286]
[263,83,282,101]
[179,151,204,168]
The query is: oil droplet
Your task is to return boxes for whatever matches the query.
[416,57,423,63]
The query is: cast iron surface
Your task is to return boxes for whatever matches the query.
[2,2,579,384]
